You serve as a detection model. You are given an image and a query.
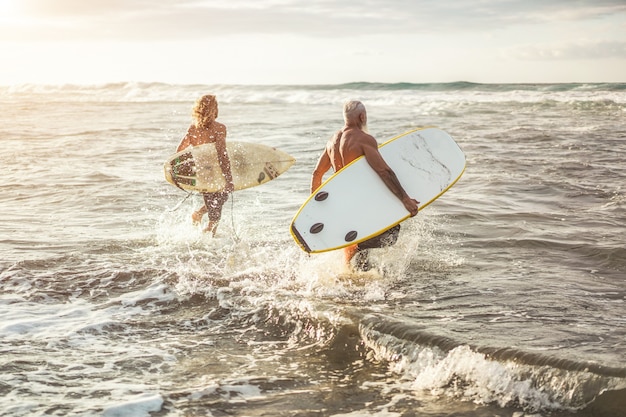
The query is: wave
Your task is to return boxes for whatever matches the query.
[359,314,626,413]
[2,81,625,106]
[235,299,626,414]
[4,80,625,92]
[3,243,623,416]
[304,81,626,93]
[361,314,625,378]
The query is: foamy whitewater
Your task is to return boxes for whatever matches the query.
[1,82,624,417]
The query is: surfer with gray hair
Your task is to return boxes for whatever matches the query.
[177,94,234,236]
[310,100,419,269]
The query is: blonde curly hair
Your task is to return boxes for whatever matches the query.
[193,94,219,128]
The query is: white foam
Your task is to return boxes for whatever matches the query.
[0,298,100,340]
[110,282,176,307]
[102,394,164,417]
[366,335,568,412]
[330,408,402,417]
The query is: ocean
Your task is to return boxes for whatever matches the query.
[0,82,624,417]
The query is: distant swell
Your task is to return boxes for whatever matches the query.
[2,82,625,106]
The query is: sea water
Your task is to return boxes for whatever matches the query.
[0,82,624,416]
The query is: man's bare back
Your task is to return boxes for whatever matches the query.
[325,127,378,171]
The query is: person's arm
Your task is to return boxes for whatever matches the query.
[361,138,419,216]
[311,150,332,193]
[176,129,192,152]
[214,127,234,193]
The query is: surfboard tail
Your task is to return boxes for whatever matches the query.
[290,224,311,253]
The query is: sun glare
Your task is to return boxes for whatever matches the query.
[0,0,20,21]
[0,0,14,13]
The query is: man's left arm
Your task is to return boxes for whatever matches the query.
[311,151,332,193]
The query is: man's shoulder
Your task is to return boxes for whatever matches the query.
[340,129,373,148]
[351,130,376,146]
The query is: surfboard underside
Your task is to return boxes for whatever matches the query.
[290,128,465,253]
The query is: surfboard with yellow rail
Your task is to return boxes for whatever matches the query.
[290,127,465,253]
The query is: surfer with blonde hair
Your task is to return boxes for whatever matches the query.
[310,100,419,269]
[177,94,234,236]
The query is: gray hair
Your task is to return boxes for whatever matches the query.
[343,100,366,122]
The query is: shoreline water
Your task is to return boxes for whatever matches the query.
[1,81,624,416]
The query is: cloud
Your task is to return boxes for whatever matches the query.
[505,41,626,61]
[2,0,625,42]
[16,0,156,17]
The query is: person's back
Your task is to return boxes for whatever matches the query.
[177,114,226,152]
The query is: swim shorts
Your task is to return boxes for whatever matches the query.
[357,224,401,250]
[202,192,230,222]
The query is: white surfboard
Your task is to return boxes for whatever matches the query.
[290,127,465,253]
[164,141,295,192]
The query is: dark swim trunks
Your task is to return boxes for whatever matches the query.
[202,192,230,222]
[351,224,401,271]
[356,224,401,250]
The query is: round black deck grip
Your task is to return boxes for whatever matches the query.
[345,231,358,242]
[314,191,329,201]
[310,223,324,234]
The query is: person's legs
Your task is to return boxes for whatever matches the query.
[352,249,372,271]
[203,192,230,236]
[344,244,359,264]
[346,224,401,271]
[191,205,207,225]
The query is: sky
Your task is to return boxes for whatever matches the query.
[0,0,625,85]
